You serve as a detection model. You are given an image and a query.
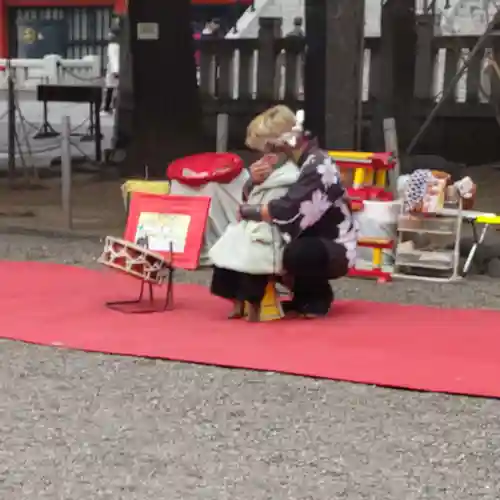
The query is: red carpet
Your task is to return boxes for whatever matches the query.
[1,261,500,397]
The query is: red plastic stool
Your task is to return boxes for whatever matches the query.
[167,152,244,187]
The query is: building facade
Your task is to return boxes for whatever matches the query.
[0,0,252,61]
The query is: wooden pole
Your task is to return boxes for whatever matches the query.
[7,63,15,182]
[61,116,73,230]
[216,113,229,152]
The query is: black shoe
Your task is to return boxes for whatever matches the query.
[281,299,301,317]
[282,293,334,319]
[300,301,332,318]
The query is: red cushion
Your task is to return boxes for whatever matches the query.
[167,152,244,187]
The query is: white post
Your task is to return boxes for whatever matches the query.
[43,54,61,84]
[61,115,73,229]
[216,113,229,153]
[83,54,101,78]
[383,117,400,197]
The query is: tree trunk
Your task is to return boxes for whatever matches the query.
[119,0,204,177]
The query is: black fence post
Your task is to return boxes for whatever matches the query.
[7,67,15,181]
[305,0,364,150]
[256,17,282,101]
[370,0,417,154]
[114,13,134,152]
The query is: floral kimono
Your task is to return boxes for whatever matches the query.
[268,139,358,270]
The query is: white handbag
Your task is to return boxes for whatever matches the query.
[209,221,284,275]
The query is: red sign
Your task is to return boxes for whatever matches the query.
[124,193,211,270]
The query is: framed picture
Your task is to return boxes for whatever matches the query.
[124,192,211,270]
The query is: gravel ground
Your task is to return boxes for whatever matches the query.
[1,234,500,500]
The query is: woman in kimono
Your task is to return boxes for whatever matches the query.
[209,112,300,321]
[238,105,358,318]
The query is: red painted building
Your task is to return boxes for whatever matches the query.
[0,0,252,60]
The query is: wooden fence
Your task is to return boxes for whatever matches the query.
[196,35,500,112]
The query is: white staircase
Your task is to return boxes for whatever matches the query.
[225,0,497,40]
[226,0,383,39]
[226,0,305,39]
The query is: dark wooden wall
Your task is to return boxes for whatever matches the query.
[198,14,500,166]
[119,14,500,168]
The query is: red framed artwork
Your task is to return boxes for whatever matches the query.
[124,193,211,270]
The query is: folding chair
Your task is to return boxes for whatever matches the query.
[439,208,500,276]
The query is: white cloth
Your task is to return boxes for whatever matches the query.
[169,169,250,266]
[209,161,300,275]
[355,200,401,266]
[105,42,120,88]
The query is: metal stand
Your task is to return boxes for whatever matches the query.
[33,101,59,139]
[393,197,463,283]
[105,266,175,314]
[81,103,103,141]
[35,84,103,163]
[81,102,103,162]
[461,222,489,276]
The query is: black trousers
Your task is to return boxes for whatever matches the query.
[281,237,349,316]
[210,237,349,315]
[103,87,114,112]
[211,267,269,305]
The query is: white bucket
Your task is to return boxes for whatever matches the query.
[355,199,402,265]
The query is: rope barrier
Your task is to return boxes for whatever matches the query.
[0,79,103,169]
[56,64,104,84]
[14,98,90,135]
[0,118,100,164]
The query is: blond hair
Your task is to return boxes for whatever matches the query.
[245,105,297,151]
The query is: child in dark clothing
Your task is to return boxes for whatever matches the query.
[209,114,299,321]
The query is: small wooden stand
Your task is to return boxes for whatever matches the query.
[243,281,284,321]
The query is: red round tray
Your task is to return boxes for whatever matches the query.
[167,152,244,187]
